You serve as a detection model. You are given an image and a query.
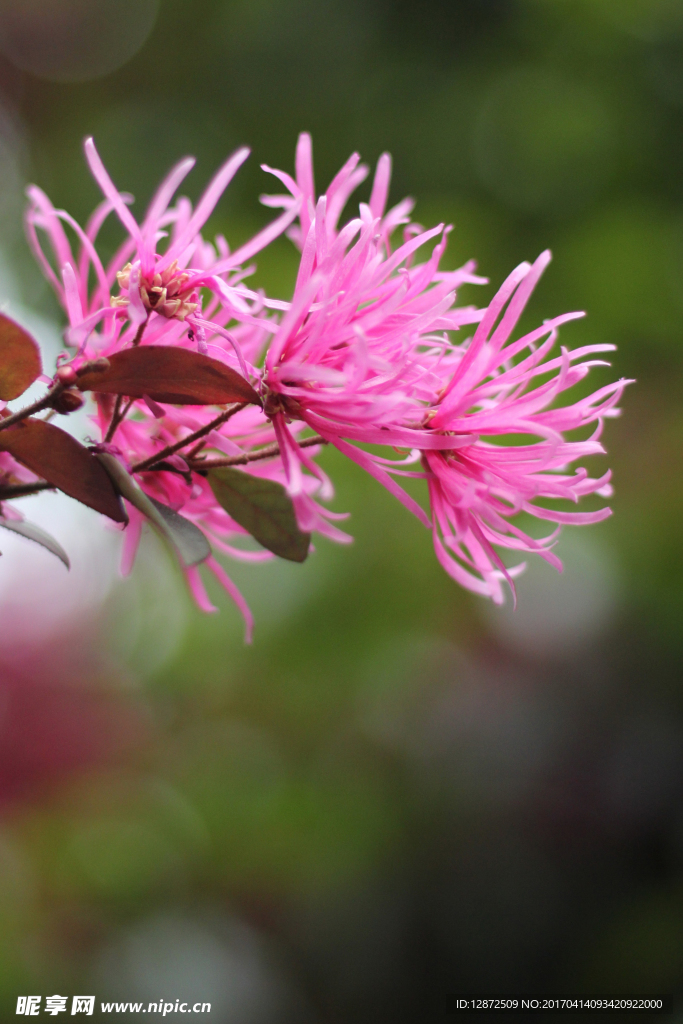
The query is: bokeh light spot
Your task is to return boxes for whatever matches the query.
[482,530,620,658]
[0,0,160,82]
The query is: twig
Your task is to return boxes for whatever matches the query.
[186,439,207,460]
[104,396,135,443]
[103,319,148,441]
[0,481,54,499]
[189,434,327,471]
[132,319,148,347]
[130,403,247,472]
[103,394,124,443]
[0,382,67,433]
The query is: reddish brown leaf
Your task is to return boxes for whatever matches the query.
[0,313,42,401]
[0,419,126,522]
[76,346,260,406]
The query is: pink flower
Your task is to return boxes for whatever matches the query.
[25,137,298,371]
[259,137,629,603]
[22,139,303,637]
[16,131,630,632]
[260,133,486,533]
[422,250,631,603]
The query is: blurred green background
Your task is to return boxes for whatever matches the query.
[0,0,682,1020]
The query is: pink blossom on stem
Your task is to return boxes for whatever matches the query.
[25,137,298,368]
[22,140,303,635]
[419,250,631,603]
[259,138,630,603]
[260,133,486,528]
[16,131,631,635]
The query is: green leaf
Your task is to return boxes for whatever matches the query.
[0,419,127,522]
[76,346,260,406]
[0,517,70,568]
[97,453,210,568]
[144,495,212,568]
[0,313,42,401]
[208,467,310,562]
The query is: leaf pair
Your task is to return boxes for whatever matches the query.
[0,445,213,574]
[0,311,261,408]
[0,316,309,570]
[0,312,127,537]
[0,313,117,568]
[76,348,309,563]
[1,314,260,411]
[92,459,311,568]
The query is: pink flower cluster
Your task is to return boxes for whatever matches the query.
[18,133,628,636]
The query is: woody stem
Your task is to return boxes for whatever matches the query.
[104,319,149,442]
[0,480,53,499]
[103,396,134,443]
[0,382,67,433]
[189,434,327,470]
[130,403,247,473]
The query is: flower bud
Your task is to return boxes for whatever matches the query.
[52,389,84,415]
[55,365,78,386]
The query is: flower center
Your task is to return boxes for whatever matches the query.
[262,387,301,420]
[112,260,199,321]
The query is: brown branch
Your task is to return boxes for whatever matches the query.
[131,318,148,347]
[189,433,327,471]
[103,318,149,442]
[0,481,54,499]
[0,381,67,433]
[103,394,124,443]
[130,403,247,473]
[185,439,208,460]
[103,396,136,443]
